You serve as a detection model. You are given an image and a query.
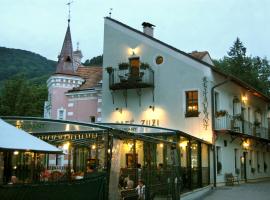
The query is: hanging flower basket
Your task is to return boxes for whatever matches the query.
[215,110,227,117]
[106,66,113,74]
[140,62,150,69]
[118,62,129,70]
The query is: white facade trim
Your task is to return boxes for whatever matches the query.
[67,112,73,116]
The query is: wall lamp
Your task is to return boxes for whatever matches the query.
[149,105,155,112]
[115,107,122,114]
[242,94,248,104]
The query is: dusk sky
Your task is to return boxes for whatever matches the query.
[0,0,269,61]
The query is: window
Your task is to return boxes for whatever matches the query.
[263,152,267,172]
[257,151,261,173]
[233,97,241,116]
[248,107,251,124]
[57,108,66,120]
[250,150,253,167]
[90,116,96,123]
[234,149,239,174]
[216,146,222,174]
[185,91,199,117]
[68,102,74,107]
[214,92,220,112]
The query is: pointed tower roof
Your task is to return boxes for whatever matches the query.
[55,22,76,75]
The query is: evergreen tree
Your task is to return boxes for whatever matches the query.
[214,38,270,96]
[84,55,103,66]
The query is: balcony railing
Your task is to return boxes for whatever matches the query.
[108,67,154,90]
[215,114,270,140]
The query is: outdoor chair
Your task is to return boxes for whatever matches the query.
[120,188,138,200]
[224,173,234,186]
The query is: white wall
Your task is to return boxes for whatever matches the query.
[102,18,213,143]
[215,134,270,183]
[101,18,270,184]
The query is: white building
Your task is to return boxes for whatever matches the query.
[101,17,270,190]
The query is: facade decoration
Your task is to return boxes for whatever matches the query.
[202,76,209,130]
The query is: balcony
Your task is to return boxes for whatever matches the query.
[107,67,154,90]
[214,114,269,139]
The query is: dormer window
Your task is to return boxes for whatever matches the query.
[66,56,71,62]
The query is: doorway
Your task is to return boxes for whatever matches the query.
[240,152,247,181]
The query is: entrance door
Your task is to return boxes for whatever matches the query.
[240,152,247,181]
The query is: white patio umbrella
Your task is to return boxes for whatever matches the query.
[0,119,61,153]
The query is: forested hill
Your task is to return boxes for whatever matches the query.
[0,47,56,85]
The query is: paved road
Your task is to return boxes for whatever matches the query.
[202,181,270,200]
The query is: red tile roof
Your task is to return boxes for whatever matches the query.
[189,51,208,60]
[69,66,102,92]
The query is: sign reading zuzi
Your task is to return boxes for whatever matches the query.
[141,119,160,126]
[116,119,160,126]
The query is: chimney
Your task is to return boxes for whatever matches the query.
[142,22,155,37]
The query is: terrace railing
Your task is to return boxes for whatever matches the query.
[215,114,269,139]
[108,67,154,90]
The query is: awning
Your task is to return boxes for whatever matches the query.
[0,119,62,153]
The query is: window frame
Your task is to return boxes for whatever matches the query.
[57,108,66,120]
[185,90,199,117]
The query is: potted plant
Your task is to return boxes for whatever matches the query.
[217,161,222,174]
[118,62,129,70]
[106,66,113,74]
[251,167,256,174]
[215,110,227,117]
[140,62,150,69]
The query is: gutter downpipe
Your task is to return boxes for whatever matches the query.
[211,77,230,187]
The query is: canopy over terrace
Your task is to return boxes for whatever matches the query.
[1,117,182,199]
[1,117,212,199]
[2,116,111,148]
[0,119,61,153]
[1,117,181,146]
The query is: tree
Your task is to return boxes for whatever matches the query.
[214,38,270,96]
[0,75,47,116]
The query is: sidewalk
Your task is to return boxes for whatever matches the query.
[202,181,270,200]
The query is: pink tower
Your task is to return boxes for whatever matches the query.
[44,20,102,123]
